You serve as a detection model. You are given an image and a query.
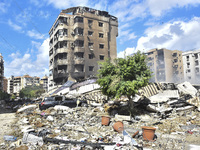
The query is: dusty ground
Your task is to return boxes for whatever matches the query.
[0,107,16,143]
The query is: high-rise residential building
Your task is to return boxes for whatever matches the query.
[146,48,184,83]
[182,49,200,84]
[49,6,118,90]
[0,53,4,91]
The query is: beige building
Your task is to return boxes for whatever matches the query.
[40,75,48,92]
[0,53,4,91]
[146,48,184,83]
[49,6,118,90]
[182,49,200,84]
[7,75,41,95]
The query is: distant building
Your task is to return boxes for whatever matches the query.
[49,6,118,91]
[33,76,40,86]
[182,49,200,84]
[40,75,48,92]
[7,76,14,94]
[0,53,4,91]
[146,48,184,83]
[7,75,41,96]
[21,74,33,88]
[13,76,22,95]
[3,77,7,92]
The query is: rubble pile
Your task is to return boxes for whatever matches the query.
[0,82,200,149]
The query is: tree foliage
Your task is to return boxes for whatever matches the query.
[97,51,152,100]
[0,91,10,100]
[19,85,45,99]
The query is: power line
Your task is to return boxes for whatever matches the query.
[12,0,45,39]
[0,33,15,51]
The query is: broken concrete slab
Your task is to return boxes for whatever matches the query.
[17,104,37,113]
[148,90,179,103]
[115,114,131,121]
[177,82,198,97]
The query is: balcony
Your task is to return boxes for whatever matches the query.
[72,72,85,79]
[74,34,84,40]
[73,22,84,29]
[74,58,85,64]
[54,59,68,66]
[57,35,68,41]
[54,48,68,56]
[53,72,68,80]
[74,47,85,53]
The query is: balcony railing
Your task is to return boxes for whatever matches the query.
[74,58,85,64]
[54,59,68,66]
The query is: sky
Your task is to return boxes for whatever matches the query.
[0,0,200,78]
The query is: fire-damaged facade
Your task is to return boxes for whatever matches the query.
[48,6,118,90]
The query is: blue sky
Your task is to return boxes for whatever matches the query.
[1,0,200,78]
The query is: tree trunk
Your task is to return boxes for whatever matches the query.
[128,96,133,117]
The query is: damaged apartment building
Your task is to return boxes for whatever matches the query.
[183,49,200,84]
[0,53,4,91]
[48,6,118,90]
[146,48,184,83]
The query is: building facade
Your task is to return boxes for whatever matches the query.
[0,53,4,91]
[7,75,41,95]
[182,49,200,84]
[7,76,14,94]
[146,48,184,83]
[40,75,48,92]
[49,6,118,90]
[3,77,7,92]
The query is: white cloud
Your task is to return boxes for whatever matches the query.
[147,0,200,17]
[8,19,23,32]
[15,8,33,27]
[27,30,45,39]
[0,1,9,13]
[136,17,200,51]
[38,10,50,19]
[30,0,41,7]
[45,0,89,9]
[5,38,50,78]
[117,47,136,58]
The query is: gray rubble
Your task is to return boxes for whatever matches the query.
[1,82,200,149]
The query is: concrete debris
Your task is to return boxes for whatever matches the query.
[22,133,43,146]
[17,104,37,113]
[177,81,198,97]
[149,90,179,103]
[1,81,200,149]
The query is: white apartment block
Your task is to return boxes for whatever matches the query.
[182,49,200,84]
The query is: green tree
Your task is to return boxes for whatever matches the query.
[19,85,45,99]
[97,51,152,116]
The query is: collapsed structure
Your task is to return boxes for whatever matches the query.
[48,6,118,91]
[1,81,200,149]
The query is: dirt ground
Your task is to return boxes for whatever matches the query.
[0,107,16,143]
